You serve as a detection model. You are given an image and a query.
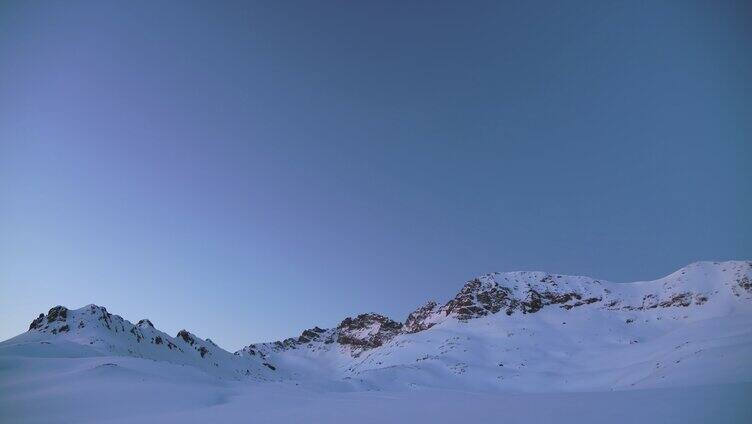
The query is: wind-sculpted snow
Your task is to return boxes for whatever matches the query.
[1,261,751,423]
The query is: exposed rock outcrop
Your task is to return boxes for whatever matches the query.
[443,279,517,319]
[404,301,439,333]
[47,306,68,323]
[29,313,45,330]
[337,313,403,351]
[137,319,154,328]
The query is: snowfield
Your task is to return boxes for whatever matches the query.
[1,261,751,423]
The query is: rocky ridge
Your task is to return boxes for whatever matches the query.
[16,260,752,382]
[21,303,275,379]
[240,261,752,359]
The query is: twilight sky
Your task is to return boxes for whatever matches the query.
[1,1,750,350]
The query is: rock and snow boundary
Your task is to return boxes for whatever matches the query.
[1,260,751,423]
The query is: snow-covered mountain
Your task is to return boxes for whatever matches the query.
[1,260,751,423]
[236,260,752,391]
[4,303,276,380]
[4,260,752,388]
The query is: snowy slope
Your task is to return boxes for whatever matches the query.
[2,358,749,424]
[1,260,751,423]
[239,260,752,391]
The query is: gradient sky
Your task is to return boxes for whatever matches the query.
[1,1,750,350]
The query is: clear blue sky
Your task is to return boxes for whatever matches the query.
[1,1,750,350]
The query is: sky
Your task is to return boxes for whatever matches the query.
[0,1,750,350]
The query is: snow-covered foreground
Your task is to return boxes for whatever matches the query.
[1,353,750,423]
[1,261,751,422]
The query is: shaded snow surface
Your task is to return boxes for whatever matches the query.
[1,261,751,422]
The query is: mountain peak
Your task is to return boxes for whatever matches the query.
[137,319,154,328]
[28,305,72,333]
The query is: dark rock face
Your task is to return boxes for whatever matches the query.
[658,292,693,308]
[137,319,154,328]
[47,306,68,323]
[560,296,602,310]
[29,313,45,331]
[29,306,71,332]
[275,338,299,350]
[520,290,545,314]
[522,289,597,314]
[298,330,317,342]
[129,327,143,342]
[177,330,195,345]
[241,345,268,359]
[404,301,438,333]
[634,292,707,310]
[298,327,326,343]
[444,279,517,319]
[337,313,403,350]
[739,276,752,293]
[441,276,604,318]
[252,326,336,357]
[176,330,212,357]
